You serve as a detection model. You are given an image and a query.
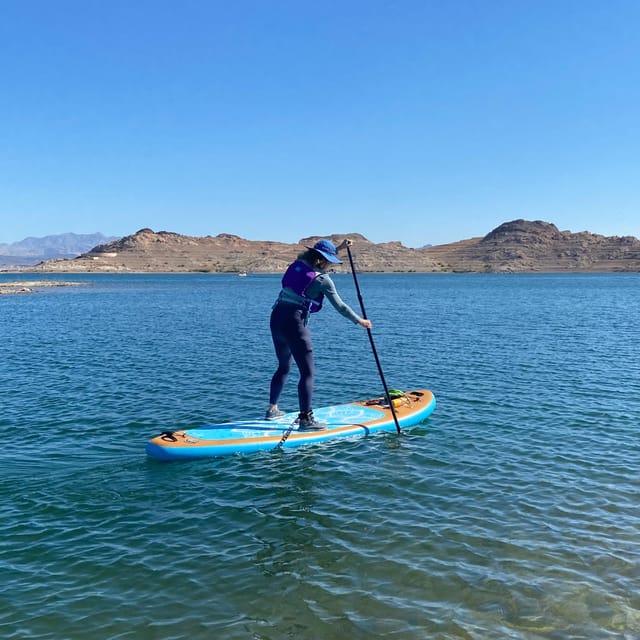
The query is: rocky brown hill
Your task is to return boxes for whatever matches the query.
[425,220,640,272]
[28,228,438,273]
[22,220,640,273]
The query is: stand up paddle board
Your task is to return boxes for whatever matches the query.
[146,389,435,461]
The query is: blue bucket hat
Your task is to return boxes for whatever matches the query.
[307,239,342,264]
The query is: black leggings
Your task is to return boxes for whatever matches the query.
[269,304,314,413]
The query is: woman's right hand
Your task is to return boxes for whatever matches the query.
[359,318,372,329]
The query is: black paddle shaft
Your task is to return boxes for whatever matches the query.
[346,245,401,434]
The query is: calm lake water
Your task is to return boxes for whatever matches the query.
[1,272,639,639]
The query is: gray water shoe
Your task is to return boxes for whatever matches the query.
[297,410,327,431]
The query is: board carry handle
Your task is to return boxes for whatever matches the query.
[346,244,401,434]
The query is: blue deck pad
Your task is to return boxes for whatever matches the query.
[186,404,385,441]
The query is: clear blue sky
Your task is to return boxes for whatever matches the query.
[2,0,638,246]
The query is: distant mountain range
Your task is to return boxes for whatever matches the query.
[0,233,119,267]
[11,220,640,273]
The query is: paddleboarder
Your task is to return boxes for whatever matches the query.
[266,238,372,430]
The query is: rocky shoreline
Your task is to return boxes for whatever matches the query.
[5,220,640,274]
[0,280,87,295]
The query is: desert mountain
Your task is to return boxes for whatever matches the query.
[20,221,640,273]
[425,220,640,272]
[0,232,119,267]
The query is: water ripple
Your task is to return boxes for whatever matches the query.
[2,274,640,638]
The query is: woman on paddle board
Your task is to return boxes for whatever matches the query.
[266,238,372,430]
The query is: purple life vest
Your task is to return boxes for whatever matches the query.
[281,260,324,312]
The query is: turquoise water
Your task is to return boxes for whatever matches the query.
[1,272,639,639]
